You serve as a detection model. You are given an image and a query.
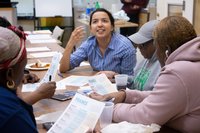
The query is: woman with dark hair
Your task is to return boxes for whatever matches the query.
[60,8,136,75]
[90,16,200,133]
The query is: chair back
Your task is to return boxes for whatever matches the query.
[52,26,64,41]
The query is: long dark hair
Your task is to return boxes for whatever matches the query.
[89,8,115,30]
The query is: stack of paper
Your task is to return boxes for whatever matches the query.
[32,30,52,34]
[26,47,51,52]
[27,34,58,44]
[27,34,52,40]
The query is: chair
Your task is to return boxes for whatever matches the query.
[52,26,64,41]
[60,27,76,51]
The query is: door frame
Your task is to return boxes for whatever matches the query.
[156,0,194,24]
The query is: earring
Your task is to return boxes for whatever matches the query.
[7,80,15,89]
[165,50,169,58]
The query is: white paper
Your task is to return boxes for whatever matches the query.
[29,39,58,44]
[88,74,118,95]
[56,74,118,94]
[77,86,93,95]
[22,83,40,92]
[32,30,52,34]
[27,34,52,40]
[24,31,32,35]
[26,47,50,52]
[80,61,90,66]
[36,111,63,124]
[29,51,57,58]
[40,52,62,83]
[101,121,160,133]
[47,93,105,133]
[56,75,89,89]
[22,53,62,92]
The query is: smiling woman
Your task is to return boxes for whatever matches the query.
[60,8,137,76]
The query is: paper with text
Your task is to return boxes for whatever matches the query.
[56,75,89,89]
[22,52,62,92]
[40,52,62,83]
[47,93,105,133]
[88,74,118,95]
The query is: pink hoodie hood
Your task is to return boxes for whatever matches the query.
[166,36,200,65]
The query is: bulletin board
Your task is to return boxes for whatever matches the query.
[34,0,72,17]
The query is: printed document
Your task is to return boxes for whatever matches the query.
[47,93,105,133]
[88,74,118,95]
[56,74,118,95]
[22,52,62,92]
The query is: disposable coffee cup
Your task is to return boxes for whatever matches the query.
[99,102,114,128]
[114,74,128,90]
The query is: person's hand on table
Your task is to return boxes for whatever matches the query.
[35,82,56,99]
[17,82,56,105]
[22,73,40,84]
[89,91,126,104]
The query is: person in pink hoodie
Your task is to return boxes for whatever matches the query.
[89,16,200,133]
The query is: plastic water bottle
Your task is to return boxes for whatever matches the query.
[95,1,100,9]
[86,2,91,15]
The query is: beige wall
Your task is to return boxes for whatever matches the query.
[17,19,34,31]
[194,0,200,35]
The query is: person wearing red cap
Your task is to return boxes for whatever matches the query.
[0,26,56,132]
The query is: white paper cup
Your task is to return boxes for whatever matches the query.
[114,74,128,90]
[99,102,114,128]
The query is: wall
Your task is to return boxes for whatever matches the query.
[194,0,200,35]
[18,19,34,31]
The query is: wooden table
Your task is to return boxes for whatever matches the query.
[77,19,138,28]
[26,40,96,132]
[26,40,180,133]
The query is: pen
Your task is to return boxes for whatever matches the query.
[49,75,52,81]
[57,72,64,78]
